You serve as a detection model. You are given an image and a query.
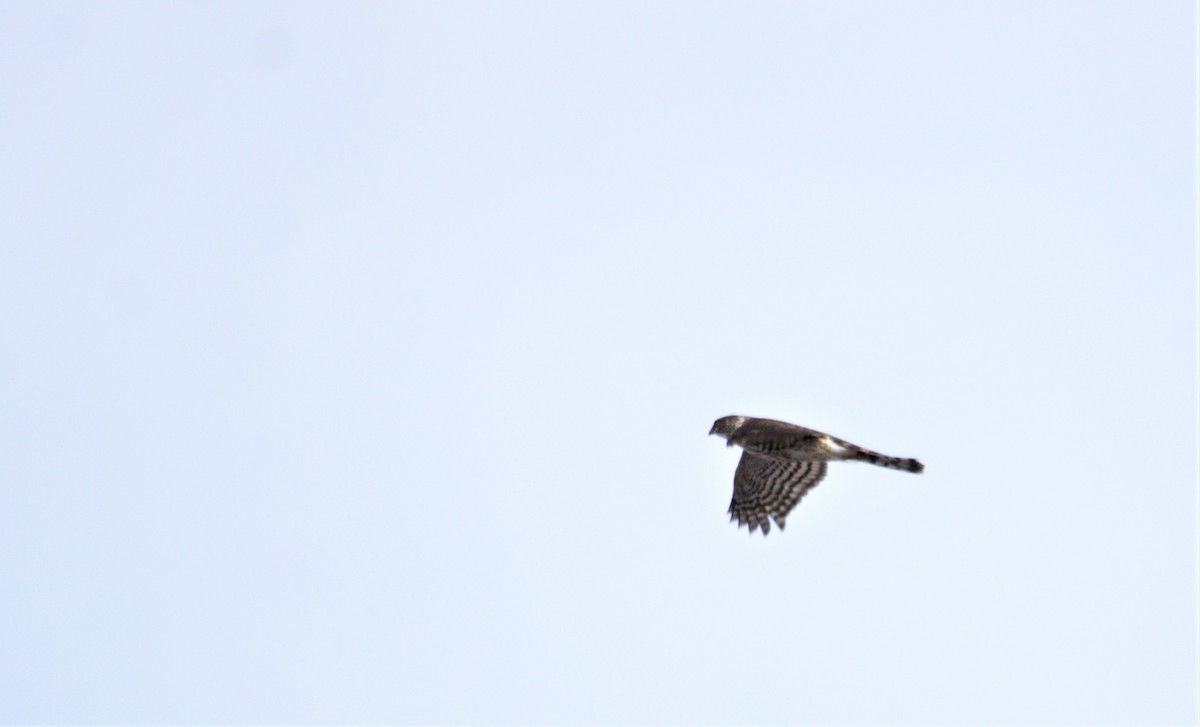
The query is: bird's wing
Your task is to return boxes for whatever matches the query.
[729,451,827,535]
[728,418,822,456]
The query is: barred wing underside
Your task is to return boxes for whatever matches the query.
[729,452,827,535]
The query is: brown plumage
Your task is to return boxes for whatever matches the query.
[709,415,923,535]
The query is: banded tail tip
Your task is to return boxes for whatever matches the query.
[853,450,925,473]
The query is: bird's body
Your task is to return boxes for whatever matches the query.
[709,415,923,535]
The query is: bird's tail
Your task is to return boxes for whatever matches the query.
[851,448,924,473]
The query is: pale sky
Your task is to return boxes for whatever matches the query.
[0,2,1196,724]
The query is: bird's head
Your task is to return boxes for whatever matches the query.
[709,415,748,441]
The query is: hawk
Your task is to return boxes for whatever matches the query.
[709,415,924,535]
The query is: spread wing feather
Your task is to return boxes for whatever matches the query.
[729,451,827,535]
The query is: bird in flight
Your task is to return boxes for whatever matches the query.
[709,415,923,535]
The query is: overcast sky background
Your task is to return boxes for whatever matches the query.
[1,2,1196,724]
